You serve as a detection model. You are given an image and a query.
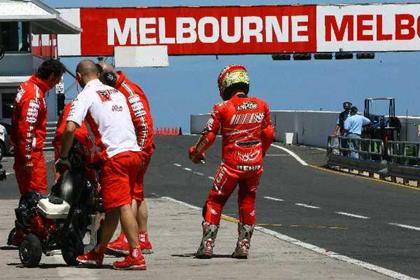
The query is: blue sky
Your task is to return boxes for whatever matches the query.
[45,0,420,131]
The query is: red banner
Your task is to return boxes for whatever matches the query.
[79,5,317,56]
[57,4,420,56]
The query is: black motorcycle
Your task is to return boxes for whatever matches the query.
[7,141,103,267]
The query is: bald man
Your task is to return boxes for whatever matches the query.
[97,62,154,255]
[56,59,146,270]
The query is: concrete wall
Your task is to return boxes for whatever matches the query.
[190,114,210,134]
[272,111,338,147]
[190,111,420,148]
[399,116,420,143]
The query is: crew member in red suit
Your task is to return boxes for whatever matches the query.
[188,65,274,259]
[11,59,65,194]
[96,62,154,255]
[52,102,95,182]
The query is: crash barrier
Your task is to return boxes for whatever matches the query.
[43,123,183,152]
[387,141,420,166]
[154,127,182,136]
[327,136,420,187]
[327,136,384,160]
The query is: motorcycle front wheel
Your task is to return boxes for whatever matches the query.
[61,230,84,266]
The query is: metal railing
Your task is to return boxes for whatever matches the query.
[327,136,384,161]
[327,136,420,183]
[387,141,420,166]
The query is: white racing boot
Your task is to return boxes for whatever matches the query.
[196,222,219,259]
[232,223,254,259]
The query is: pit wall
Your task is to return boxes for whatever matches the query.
[190,110,420,148]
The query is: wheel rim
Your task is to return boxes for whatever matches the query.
[20,242,31,264]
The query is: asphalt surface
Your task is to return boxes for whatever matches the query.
[144,136,420,279]
[1,136,420,278]
[0,198,392,280]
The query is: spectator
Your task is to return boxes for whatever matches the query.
[333,101,352,136]
[331,101,352,156]
[344,106,371,159]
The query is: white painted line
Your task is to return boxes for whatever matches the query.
[163,196,416,280]
[162,196,201,210]
[6,172,13,175]
[254,226,416,280]
[208,176,214,180]
[295,203,320,209]
[183,167,192,172]
[271,144,308,166]
[193,171,204,176]
[173,163,182,167]
[264,196,284,202]
[335,211,370,220]
[389,223,420,232]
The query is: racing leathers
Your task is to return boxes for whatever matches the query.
[11,75,49,194]
[114,71,154,201]
[115,71,154,156]
[53,102,92,161]
[53,103,97,183]
[190,94,274,226]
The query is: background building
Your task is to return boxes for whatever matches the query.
[0,0,79,123]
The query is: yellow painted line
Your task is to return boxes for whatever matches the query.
[222,217,346,230]
[308,164,420,192]
[257,223,284,227]
[288,224,347,230]
[221,214,238,223]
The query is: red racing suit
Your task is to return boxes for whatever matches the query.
[52,102,92,161]
[52,102,98,183]
[190,94,274,225]
[11,75,49,194]
[115,71,154,201]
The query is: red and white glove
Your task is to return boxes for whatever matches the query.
[188,146,206,164]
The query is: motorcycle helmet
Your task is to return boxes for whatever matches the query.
[217,64,250,101]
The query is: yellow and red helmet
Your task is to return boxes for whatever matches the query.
[217,64,250,98]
